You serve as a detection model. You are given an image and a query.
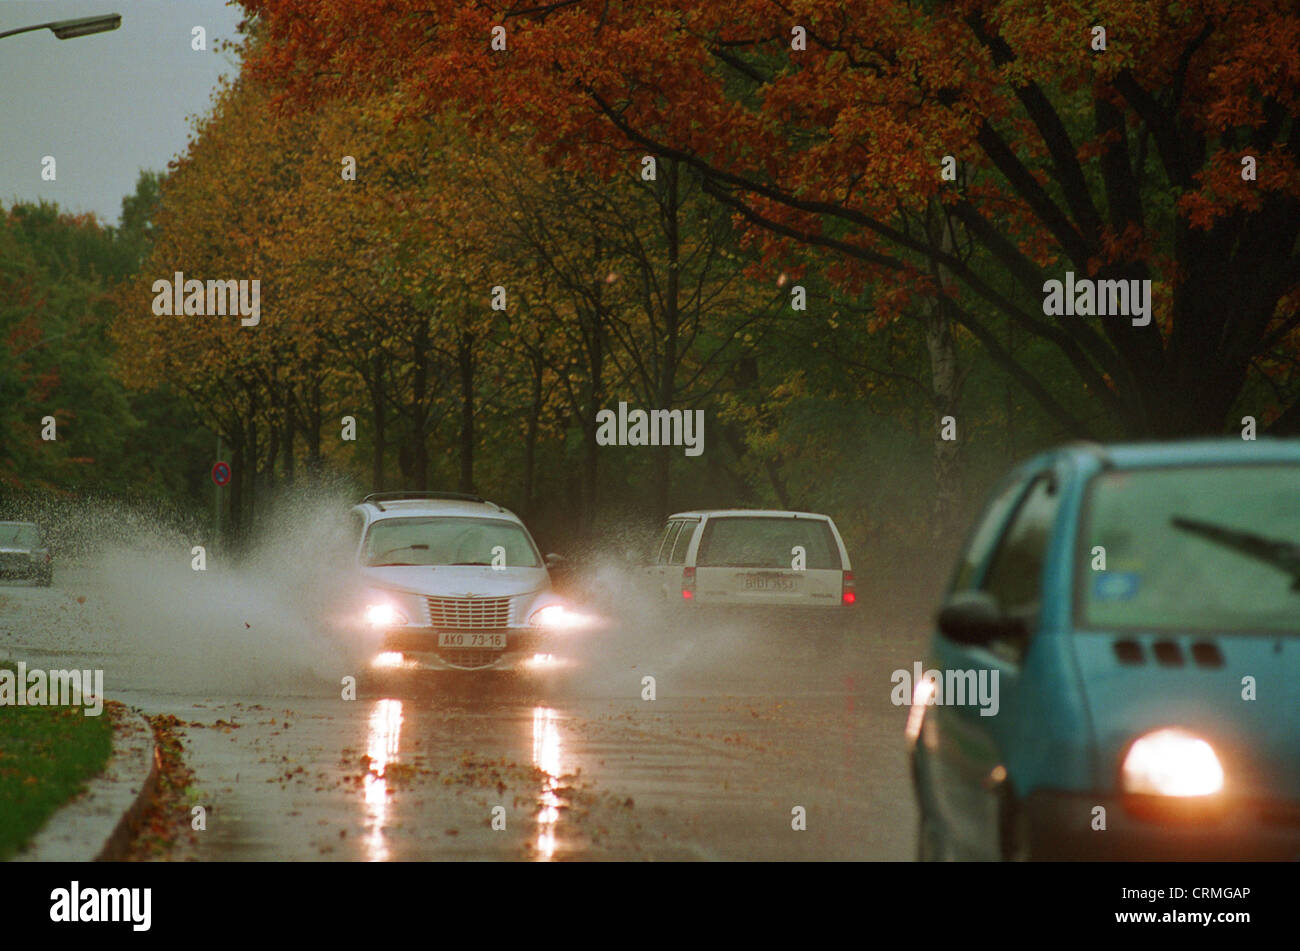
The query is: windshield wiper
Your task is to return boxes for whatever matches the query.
[370,544,428,564]
[1170,516,1300,590]
[448,561,492,566]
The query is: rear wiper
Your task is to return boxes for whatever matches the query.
[1170,516,1300,590]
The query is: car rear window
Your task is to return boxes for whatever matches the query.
[0,524,40,547]
[667,521,695,565]
[655,520,697,564]
[696,517,842,570]
[1079,464,1300,634]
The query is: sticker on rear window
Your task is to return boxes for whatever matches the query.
[1093,571,1139,601]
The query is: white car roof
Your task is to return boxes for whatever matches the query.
[354,497,522,523]
[665,509,834,521]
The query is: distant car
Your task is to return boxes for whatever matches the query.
[911,439,1300,861]
[647,510,855,613]
[346,492,582,672]
[0,522,52,586]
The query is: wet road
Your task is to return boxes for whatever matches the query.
[1,565,927,860]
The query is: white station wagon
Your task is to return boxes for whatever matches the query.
[648,509,856,611]
[349,492,580,671]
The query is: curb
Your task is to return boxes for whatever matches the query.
[13,707,160,862]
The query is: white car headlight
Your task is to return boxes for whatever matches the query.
[364,602,407,628]
[529,603,582,630]
[1121,727,1224,797]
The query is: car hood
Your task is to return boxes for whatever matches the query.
[359,564,549,599]
[1071,631,1300,799]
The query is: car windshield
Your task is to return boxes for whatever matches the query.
[362,516,539,568]
[696,516,841,569]
[0,524,39,547]
[1079,464,1300,633]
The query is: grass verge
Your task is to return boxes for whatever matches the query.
[0,661,114,860]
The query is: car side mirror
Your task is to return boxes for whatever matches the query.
[937,590,1022,645]
[545,552,567,569]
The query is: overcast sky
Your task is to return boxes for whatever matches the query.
[0,0,244,226]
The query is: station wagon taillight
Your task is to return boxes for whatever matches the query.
[681,566,695,600]
[841,570,856,605]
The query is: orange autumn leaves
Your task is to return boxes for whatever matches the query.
[116,1,1300,443]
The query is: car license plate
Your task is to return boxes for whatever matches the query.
[741,573,795,591]
[437,631,507,649]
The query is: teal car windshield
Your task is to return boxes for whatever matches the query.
[1080,464,1300,634]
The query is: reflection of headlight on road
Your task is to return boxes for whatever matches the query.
[365,603,406,628]
[1121,728,1224,797]
[904,676,937,746]
[529,604,588,630]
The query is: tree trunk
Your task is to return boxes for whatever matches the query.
[581,414,598,533]
[411,320,429,491]
[243,414,258,551]
[281,402,295,487]
[307,368,322,479]
[653,159,681,520]
[229,432,244,551]
[581,317,604,532]
[264,415,278,499]
[925,200,961,548]
[458,329,475,493]
[523,348,543,519]
[370,352,386,491]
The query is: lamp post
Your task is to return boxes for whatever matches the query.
[0,14,121,42]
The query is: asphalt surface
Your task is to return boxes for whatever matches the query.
[0,563,928,860]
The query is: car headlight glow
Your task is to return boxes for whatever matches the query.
[364,602,406,628]
[529,604,583,630]
[1121,727,1224,797]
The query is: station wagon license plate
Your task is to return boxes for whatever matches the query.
[437,631,507,649]
[741,572,795,591]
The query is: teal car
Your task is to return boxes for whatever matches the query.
[910,439,1300,860]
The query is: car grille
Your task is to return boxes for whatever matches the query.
[426,596,512,629]
[437,648,503,670]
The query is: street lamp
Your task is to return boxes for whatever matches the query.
[0,14,121,42]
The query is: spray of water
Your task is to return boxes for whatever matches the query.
[548,535,848,699]
[2,492,914,702]
[37,486,380,697]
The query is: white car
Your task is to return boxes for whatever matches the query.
[648,509,856,611]
[348,492,581,671]
[0,521,52,586]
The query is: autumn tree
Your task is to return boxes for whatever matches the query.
[243,0,1300,441]
[111,69,329,541]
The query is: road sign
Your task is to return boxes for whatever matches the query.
[211,461,232,486]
